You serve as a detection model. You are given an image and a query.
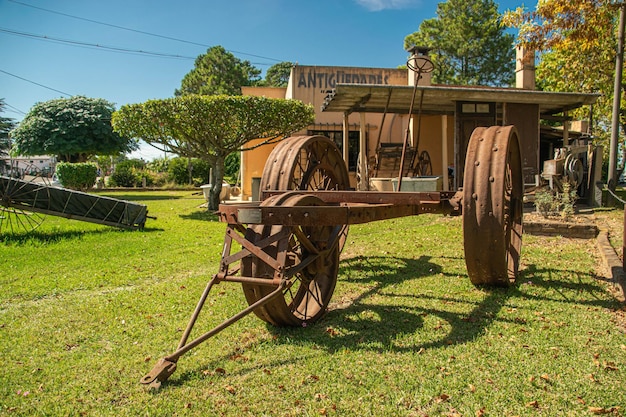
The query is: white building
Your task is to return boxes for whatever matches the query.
[0,155,56,177]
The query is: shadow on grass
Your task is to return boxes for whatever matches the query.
[1,225,164,245]
[516,263,621,309]
[179,210,220,222]
[261,254,514,354]
[166,254,509,384]
[165,256,621,387]
[1,228,108,245]
[99,194,184,202]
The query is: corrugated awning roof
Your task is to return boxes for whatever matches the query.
[321,84,599,116]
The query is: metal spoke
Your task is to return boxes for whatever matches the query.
[0,175,49,234]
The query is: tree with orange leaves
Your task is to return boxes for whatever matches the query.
[504,1,623,178]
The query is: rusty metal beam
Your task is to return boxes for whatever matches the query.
[259,190,459,204]
[219,200,459,226]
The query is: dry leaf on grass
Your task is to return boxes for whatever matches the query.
[589,406,620,415]
[325,327,339,336]
[526,400,539,408]
[434,393,450,403]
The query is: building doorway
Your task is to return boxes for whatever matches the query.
[455,102,497,188]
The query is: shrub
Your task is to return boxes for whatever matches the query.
[224,152,240,183]
[55,162,98,190]
[167,158,191,185]
[534,189,558,217]
[191,158,211,184]
[116,158,145,171]
[560,181,576,219]
[534,181,577,220]
[108,158,157,188]
[150,171,168,187]
[168,157,211,186]
[108,167,138,187]
[147,157,169,173]
[136,169,162,187]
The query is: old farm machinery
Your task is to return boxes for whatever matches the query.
[0,168,148,233]
[141,124,523,389]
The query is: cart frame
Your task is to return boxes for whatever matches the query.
[141,125,524,389]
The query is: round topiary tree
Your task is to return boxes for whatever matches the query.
[112,95,315,210]
[11,96,138,162]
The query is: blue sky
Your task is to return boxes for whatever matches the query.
[0,0,535,160]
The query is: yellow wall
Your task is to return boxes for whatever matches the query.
[240,87,287,200]
[413,115,455,176]
[242,86,286,98]
[240,138,277,200]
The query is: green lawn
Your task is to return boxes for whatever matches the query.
[1,191,624,416]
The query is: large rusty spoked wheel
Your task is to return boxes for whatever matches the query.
[463,125,523,286]
[242,193,340,326]
[260,135,351,251]
[260,135,350,195]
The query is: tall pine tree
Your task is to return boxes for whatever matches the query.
[404,0,515,87]
[175,46,261,96]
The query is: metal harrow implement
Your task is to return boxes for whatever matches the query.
[142,125,523,389]
[0,174,148,233]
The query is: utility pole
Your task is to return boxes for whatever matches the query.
[608,2,626,190]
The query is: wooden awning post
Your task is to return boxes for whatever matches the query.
[442,115,449,191]
[358,112,367,190]
[342,112,349,167]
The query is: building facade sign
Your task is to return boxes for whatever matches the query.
[296,69,393,89]
[288,65,407,125]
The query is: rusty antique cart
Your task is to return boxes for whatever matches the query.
[142,124,523,389]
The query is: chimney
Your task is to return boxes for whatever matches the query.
[407,46,433,86]
[515,46,535,89]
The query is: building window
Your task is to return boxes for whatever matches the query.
[460,102,492,114]
[308,130,359,172]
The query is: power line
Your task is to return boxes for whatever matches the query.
[0,28,197,60]
[8,0,284,63]
[0,69,72,96]
[0,28,273,66]
[3,102,27,115]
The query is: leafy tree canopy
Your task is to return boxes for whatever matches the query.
[175,46,262,96]
[503,1,621,161]
[502,0,618,52]
[10,96,138,162]
[0,99,16,157]
[260,62,294,87]
[112,94,314,209]
[404,0,515,86]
